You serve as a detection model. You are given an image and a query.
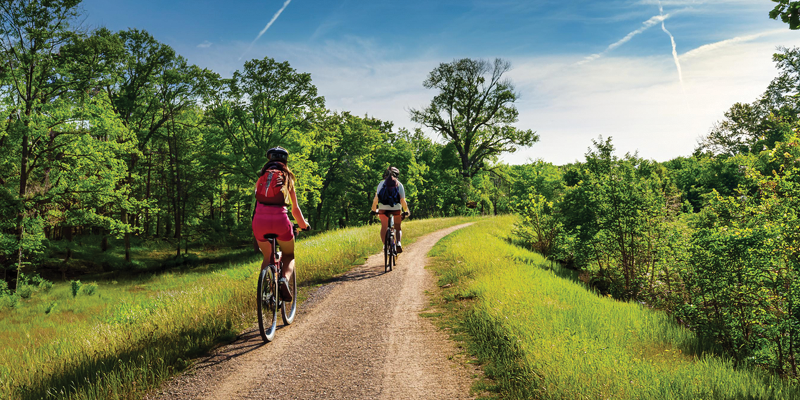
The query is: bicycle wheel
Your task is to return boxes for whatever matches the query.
[389,238,396,271]
[257,265,278,342]
[384,231,392,272]
[281,268,297,325]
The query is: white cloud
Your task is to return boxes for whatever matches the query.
[176,30,799,166]
[197,40,212,48]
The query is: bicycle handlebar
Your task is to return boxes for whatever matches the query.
[370,210,410,220]
[293,223,311,234]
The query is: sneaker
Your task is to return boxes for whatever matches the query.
[397,244,403,254]
[278,277,293,302]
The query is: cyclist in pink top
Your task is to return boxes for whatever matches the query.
[252,147,310,302]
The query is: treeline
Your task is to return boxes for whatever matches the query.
[0,1,534,281]
[512,47,800,378]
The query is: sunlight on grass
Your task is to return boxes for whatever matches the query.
[0,216,476,399]
[429,216,800,399]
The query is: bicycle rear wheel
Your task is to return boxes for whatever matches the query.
[257,265,278,342]
[384,231,392,272]
[281,268,297,325]
[390,239,396,271]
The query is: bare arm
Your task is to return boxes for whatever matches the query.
[290,188,309,229]
[371,195,379,212]
[400,198,409,215]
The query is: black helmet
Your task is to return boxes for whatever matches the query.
[267,146,289,162]
[384,166,399,179]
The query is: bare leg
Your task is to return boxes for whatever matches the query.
[256,239,274,270]
[276,238,295,280]
[394,214,403,245]
[379,214,389,245]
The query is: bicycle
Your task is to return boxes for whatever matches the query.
[371,211,409,273]
[257,224,307,342]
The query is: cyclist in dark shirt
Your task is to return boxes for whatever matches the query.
[370,166,410,252]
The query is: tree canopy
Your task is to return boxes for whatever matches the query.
[410,58,538,179]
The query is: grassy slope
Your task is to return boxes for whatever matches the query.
[0,216,475,400]
[428,216,800,400]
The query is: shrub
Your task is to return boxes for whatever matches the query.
[17,285,33,299]
[38,280,53,292]
[44,301,57,314]
[81,282,98,296]
[1,293,20,309]
[70,280,82,297]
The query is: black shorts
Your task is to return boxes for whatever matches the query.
[378,210,402,216]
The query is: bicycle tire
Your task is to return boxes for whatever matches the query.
[281,268,297,325]
[390,238,396,271]
[384,230,392,272]
[257,265,278,342]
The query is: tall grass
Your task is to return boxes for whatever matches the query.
[0,216,475,400]
[429,215,800,399]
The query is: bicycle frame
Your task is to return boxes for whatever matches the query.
[257,225,301,342]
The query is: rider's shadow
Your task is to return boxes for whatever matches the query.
[192,329,277,369]
[332,262,390,283]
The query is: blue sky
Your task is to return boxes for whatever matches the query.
[81,0,799,165]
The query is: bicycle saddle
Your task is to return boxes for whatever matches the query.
[263,233,279,240]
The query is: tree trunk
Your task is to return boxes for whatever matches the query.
[101,232,109,252]
[64,225,73,261]
[144,151,152,236]
[123,211,131,262]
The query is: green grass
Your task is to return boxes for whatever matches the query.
[0,216,476,400]
[428,215,800,399]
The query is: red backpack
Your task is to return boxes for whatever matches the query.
[255,169,287,205]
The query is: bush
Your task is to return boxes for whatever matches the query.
[70,280,82,297]
[81,282,98,296]
[0,279,9,296]
[17,285,33,299]
[38,279,53,292]
[0,293,20,309]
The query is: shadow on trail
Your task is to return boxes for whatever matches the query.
[193,329,267,370]
[329,263,388,283]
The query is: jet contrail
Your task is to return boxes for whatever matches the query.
[578,14,667,65]
[239,0,292,60]
[681,29,785,60]
[659,2,683,88]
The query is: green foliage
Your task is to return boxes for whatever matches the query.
[17,285,33,299]
[81,282,98,296]
[679,133,800,373]
[546,138,685,301]
[410,58,539,179]
[430,217,800,399]
[70,280,82,297]
[512,193,567,258]
[770,0,800,29]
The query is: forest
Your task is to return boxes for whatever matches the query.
[3,0,800,383]
[0,1,535,285]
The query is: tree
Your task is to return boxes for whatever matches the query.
[697,47,800,156]
[410,58,538,179]
[0,0,135,283]
[770,0,800,29]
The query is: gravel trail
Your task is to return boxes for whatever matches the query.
[149,223,477,400]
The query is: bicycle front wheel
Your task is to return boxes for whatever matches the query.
[281,268,297,325]
[257,266,278,342]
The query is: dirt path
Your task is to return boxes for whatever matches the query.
[149,223,478,400]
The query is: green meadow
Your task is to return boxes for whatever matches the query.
[429,216,800,400]
[0,217,474,400]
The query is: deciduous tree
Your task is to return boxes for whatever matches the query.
[410,58,538,179]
